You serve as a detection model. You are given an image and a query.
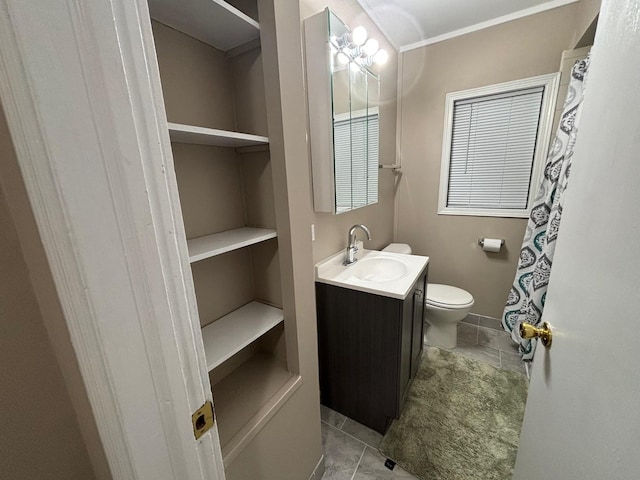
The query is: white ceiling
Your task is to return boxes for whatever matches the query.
[356,0,579,51]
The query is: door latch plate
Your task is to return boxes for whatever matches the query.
[192,400,215,440]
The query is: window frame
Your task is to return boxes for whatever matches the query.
[438,73,560,218]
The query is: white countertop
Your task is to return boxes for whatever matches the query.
[315,246,429,300]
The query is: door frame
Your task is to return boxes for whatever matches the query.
[0,1,223,478]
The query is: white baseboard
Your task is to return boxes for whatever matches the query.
[308,454,325,480]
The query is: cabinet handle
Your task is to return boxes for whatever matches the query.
[414,289,423,299]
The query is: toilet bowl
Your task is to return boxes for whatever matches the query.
[381,243,475,348]
[425,284,474,349]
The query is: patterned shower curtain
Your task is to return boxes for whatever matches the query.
[502,56,590,361]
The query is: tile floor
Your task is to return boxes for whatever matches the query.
[319,315,527,480]
[453,313,527,377]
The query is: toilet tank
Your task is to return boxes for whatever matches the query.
[382,243,412,255]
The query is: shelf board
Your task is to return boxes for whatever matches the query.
[201,301,284,371]
[188,227,277,263]
[211,352,302,465]
[148,0,260,52]
[168,123,269,148]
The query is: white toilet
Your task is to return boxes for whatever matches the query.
[424,284,474,348]
[382,243,475,349]
[381,242,413,255]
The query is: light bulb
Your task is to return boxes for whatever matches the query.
[373,48,389,65]
[337,52,350,65]
[362,38,379,57]
[350,61,361,73]
[352,26,367,46]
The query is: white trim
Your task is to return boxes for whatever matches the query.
[400,0,579,52]
[168,122,269,148]
[0,1,224,478]
[201,302,284,370]
[437,73,560,218]
[187,227,277,263]
[308,454,326,480]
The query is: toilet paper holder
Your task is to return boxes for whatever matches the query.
[477,238,505,248]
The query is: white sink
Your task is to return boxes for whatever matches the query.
[315,245,429,299]
[347,256,409,283]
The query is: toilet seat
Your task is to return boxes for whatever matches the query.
[426,284,474,309]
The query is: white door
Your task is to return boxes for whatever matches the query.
[0,1,224,478]
[514,0,640,478]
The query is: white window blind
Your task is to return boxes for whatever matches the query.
[367,116,379,206]
[334,113,379,212]
[334,117,352,212]
[447,86,544,210]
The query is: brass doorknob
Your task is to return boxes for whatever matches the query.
[519,321,552,348]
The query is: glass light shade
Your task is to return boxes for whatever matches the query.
[373,49,389,65]
[352,26,367,46]
[362,38,379,56]
[337,52,350,65]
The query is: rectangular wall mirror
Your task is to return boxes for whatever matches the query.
[304,9,380,214]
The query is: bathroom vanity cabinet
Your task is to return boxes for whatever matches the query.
[316,266,428,434]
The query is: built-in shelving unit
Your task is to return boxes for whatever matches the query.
[188,227,277,263]
[201,301,283,370]
[168,122,269,148]
[147,0,297,470]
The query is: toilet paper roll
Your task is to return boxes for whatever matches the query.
[481,238,503,253]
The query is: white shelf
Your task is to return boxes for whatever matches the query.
[201,301,284,371]
[187,227,277,263]
[148,0,260,52]
[212,352,302,464]
[168,122,269,148]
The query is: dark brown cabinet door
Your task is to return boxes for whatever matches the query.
[316,283,402,433]
[316,264,428,434]
[398,292,413,410]
[410,272,427,378]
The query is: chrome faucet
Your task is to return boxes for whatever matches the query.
[344,224,371,265]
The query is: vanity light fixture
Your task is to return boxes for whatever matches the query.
[331,24,388,69]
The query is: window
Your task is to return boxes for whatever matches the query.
[438,74,559,217]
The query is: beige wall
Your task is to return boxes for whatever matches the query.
[0,114,96,479]
[300,0,399,262]
[395,3,590,318]
[571,0,601,48]
[225,1,324,478]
